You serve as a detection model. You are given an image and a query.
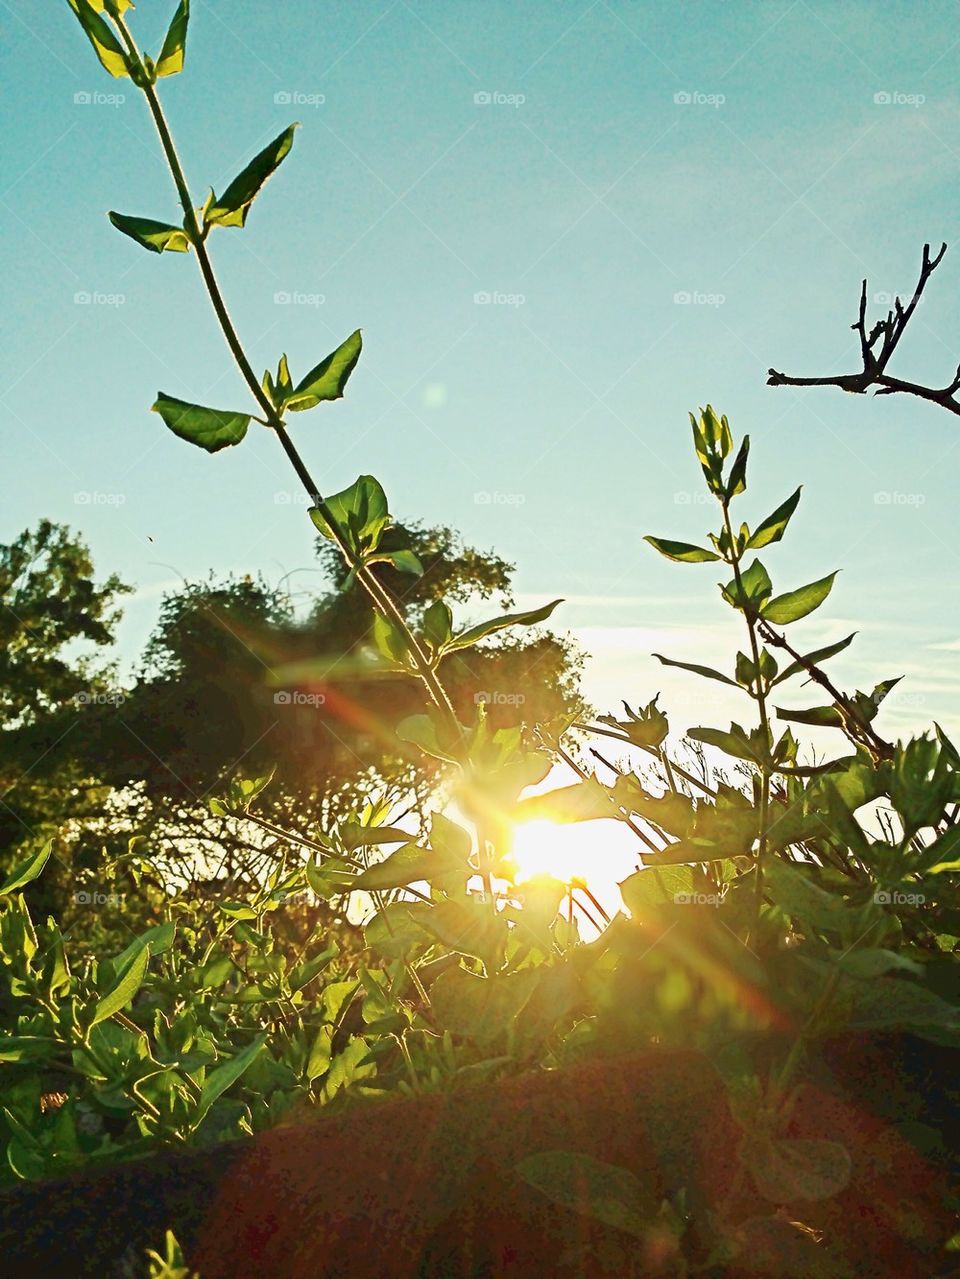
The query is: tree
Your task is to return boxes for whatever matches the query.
[78,523,585,881]
[0,521,130,912]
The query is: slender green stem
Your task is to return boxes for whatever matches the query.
[721,499,772,932]
[110,14,462,747]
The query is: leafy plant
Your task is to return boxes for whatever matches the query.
[1,6,956,1275]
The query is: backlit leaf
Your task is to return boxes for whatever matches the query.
[309,475,390,555]
[653,653,737,687]
[762,573,837,625]
[205,124,298,228]
[66,0,130,78]
[0,842,52,896]
[152,394,250,452]
[91,942,150,1025]
[284,330,362,412]
[443,598,563,654]
[155,0,189,77]
[108,212,191,254]
[644,536,720,563]
[772,633,856,685]
[747,487,801,550]
[194,1034,266,1125]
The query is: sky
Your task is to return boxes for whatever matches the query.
[4,0,960,753]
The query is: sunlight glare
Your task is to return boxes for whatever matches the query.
[508,817,640,919]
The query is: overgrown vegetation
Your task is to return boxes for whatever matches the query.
[1,3,958,1276]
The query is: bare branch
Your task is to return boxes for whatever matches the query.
[767,242,960,417]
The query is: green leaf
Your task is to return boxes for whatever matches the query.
[423,899,508,970]
[352,842,445,892]
[308,475,389,554]
[274,353,293,402]
[517,1151,656,1239]
[443,598,563,655]
[765,859,862,935]
[747,487,801,550]
[429,812,473,862]
[762,573,837,626]
[596,698,668,749]
[339,824,412,853]
[687,723,765,765]
[396,713,462,763]
[843,974,960,1033]
[194,1035,266,1126]
[305,856,355,900]
[66,0,130,78]
[112,921,175,975]
[721,559,772,613]
[725,434,750,498]
[155,0,189,77]
[108,212,191,254]
[0,1036,55,1064]
[620,864,693,915]
[771,633,856,685]
[284,330,363,413]
[205,124,298,228]
[653,653,737,687]
[0,842,52,896]
[515,777,613,824]
[422,600,454,650]
[91,942,150,1025]
[306,1024,334,1081]
[370,611,410,669]
[152,393,250,453]
[740,1135,851,1203]
[644,536,720,564]
[373,548,422,575]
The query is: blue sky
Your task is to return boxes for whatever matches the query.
[4,0,960,743]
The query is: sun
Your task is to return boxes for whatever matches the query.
[507,817,641,919]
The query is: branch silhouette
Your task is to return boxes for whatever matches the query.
[767,242,960,418]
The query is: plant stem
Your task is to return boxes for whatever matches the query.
[721,499,772,933]
[110,14,461,747]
